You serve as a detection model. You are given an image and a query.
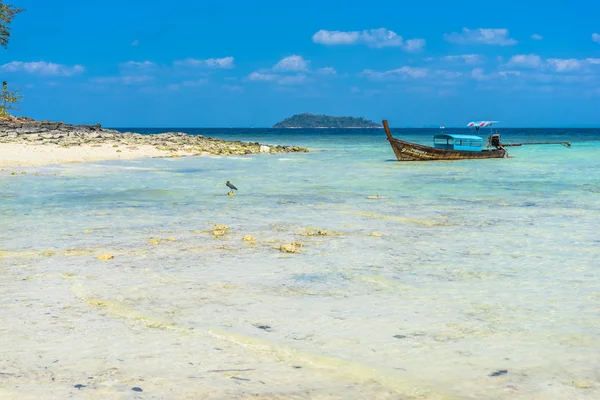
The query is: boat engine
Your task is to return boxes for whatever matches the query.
[489,133,502,148]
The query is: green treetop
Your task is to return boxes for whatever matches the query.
[0,2,24,116]
[0,1,24,48]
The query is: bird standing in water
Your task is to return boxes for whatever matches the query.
[226,181,238,196]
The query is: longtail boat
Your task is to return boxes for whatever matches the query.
[383,120,571,162]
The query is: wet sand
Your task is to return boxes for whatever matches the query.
[0,143,197,168]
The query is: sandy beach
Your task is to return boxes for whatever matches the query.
[0,117,308,168]
[0,143,196,168]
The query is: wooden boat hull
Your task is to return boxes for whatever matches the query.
[388,136,506,161]
[383,120,506,161]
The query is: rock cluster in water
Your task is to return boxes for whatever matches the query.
[0,116,309,155]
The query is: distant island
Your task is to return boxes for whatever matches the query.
[273,113,382,128]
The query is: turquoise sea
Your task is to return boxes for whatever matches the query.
[1,127,599,399]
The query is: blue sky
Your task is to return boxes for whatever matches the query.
[3,0,600,127]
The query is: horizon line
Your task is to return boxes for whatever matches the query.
[108,126,600,129]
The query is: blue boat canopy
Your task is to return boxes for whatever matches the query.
[433,133,483,152]
[433,134,484,141]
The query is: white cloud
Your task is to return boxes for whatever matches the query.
[248,72,278,81]
[593,33,600,44]
[313,30,360,45]
[173,57,234,69]
[471,68,488,81]
[499,71,521,78]
[438,52,600,88]
[442,54,484,64]
[167,79,209,91]
[312,28,425,51]
[444,28,517,46]
[362,66,428,81]
[91,75,154,85]
[248,71,309,86]
[273,55,310,72]
[1,61,85,76]
[358,28,402,48]
[390,66,428,78]
[182,79,209,87]
[205,57,235,68]
[471,66,598,85]
[86,61,158,88]
[505,54,543,68]
[471,68,520,81]
[403,38,426,52]
[119,61,157,71]
[248,56,336,86]
[547,58,585,72]
[498,56,599,74]
[317,67,337,75]
[248,55,341,87]
[529,74,592,84]
[531,34,543,40]
[435,70,462,79]
[278,74,308,85]
[131,40,139,46]
[121,75,153,84]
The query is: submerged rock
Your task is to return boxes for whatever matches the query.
[302,228,337,236]
[242,235,256,243]
[280,242,302,253]
[64,248,95,257]
[568,380,591,389]
[213,224,229,237]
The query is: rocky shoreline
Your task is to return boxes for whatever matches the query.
[0,116,309,156]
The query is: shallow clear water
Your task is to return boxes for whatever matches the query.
[1,128,599,399]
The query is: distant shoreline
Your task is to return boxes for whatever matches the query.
[275,126,384,129]
[273,113,381,129]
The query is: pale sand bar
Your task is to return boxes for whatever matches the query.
[0,117,308,168]
[0,143,197,168]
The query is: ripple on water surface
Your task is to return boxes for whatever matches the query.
[1,131,599,399]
